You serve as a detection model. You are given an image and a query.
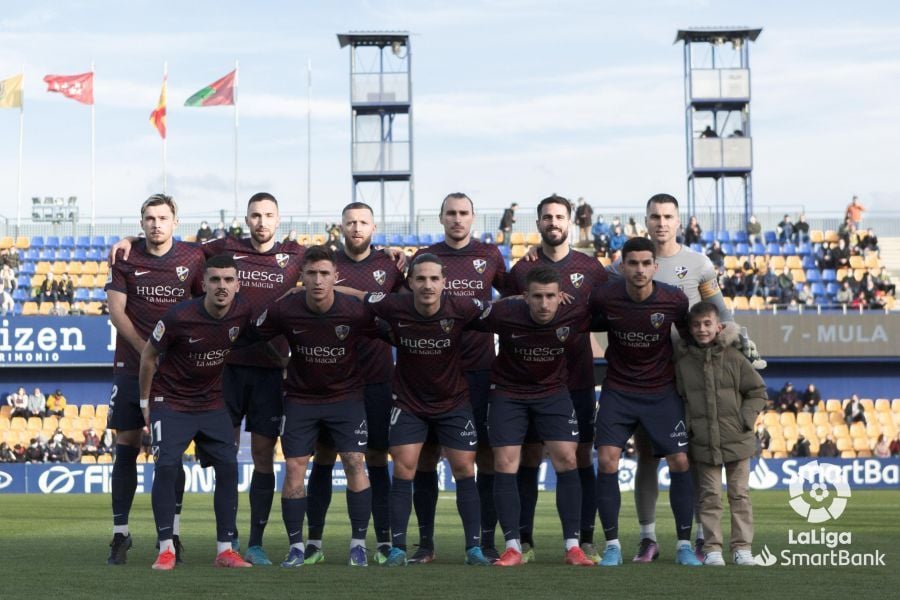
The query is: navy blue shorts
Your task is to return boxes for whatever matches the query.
[222,365,284,438]
[594,387,688,456]
[389,405,478,451]
[281,398,368,458]
[570,387,598,444]
[107,374,143,432]
[488,391,580,447]
[465,369,492,447]
[364,381,393,452]
[150,405,236,468]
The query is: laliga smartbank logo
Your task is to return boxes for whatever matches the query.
[754,460,885,567]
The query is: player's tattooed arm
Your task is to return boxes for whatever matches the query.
[138,342,160,426]
[107,290,147,354]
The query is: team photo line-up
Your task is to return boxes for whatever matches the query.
[103,190,766,571]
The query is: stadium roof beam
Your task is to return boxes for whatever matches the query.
[677,26,762,232]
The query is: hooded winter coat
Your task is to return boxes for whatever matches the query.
[675,322,768,465]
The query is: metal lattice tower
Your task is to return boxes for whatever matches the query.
[676,27,762,232]
[337,31,414,232]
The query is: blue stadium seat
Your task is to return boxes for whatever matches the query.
[372,233,386,246]
[25,248,39,260]
[419,234,433,246]
[825,282,840,296]
[19,264,34,277]
[751,242,765,255]
[107,235,121,246]
[56,249,71,260]
[732,230,748,243]
[86,249,102,260]
[735,242,749,256]
[29,235,44,248]
[73,248,87,260]
[700,231,714,245]
[76,235,91,249]
[797,242,812,256]
[173,235,182,242]
[716,230,730,243]
[387,234,402,246]
[45,236,60,248]
[498,244,510,258]
[721,243,734,255]
[763,231,777,244]
[810,282,826,297]
[90,289,107,301]
[782,243,796,255]
[766,243,782,255]
[435,233,445,242]
[74,288,90,301]
[802,256,817,269]
[91,235,105,248]
[13,288,28,301]
[690,243,703,253]
[806,269,821,283]
[813,295,827,306]
[821,269,837,283]
[60,236,75,249]
[402,234,419,246]
[39,249,55,260]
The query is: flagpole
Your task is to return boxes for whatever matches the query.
[90,60,96,236]
[15,67,24,236]
[233,59,239,218]
[307,59,312,219]
[163,61,168,194]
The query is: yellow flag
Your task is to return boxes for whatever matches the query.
[0,74,23,109]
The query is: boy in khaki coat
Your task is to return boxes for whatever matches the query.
[675,301,768,566]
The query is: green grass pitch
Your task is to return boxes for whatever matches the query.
[1,490,895,599]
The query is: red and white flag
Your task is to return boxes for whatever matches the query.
[44,72,94,105]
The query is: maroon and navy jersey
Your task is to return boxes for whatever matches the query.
[335,249,404,384]
[410,240,507,371]
[505,249,609,391]
[253,291,376,405]
[201,237,305,369]
[106,240,206,375]
[589,279,689,394]
[363,292,483,416]
[149,295,254,412]
[474,299,589,399]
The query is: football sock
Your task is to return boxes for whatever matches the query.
[477,472,497,548]
[111,444,139,527]
[159,539,175,554]
[669,470,695,541]
[368,464,391,545]
[634,458,659,526]
[556,469,582,543]
[347,487,372,544]
[248,470,276,547]
[455,476,481,550]
[282,497,308,546]
[413,470,438,549]
[517,465,539,546]
[578,465,596,544]
[596,471,621,542]
[389,477,413,551]
[640,522,657,542]
[213,462,239,543]
[493,472,520,543]
[151,464,178,543]
[306,461,334,541]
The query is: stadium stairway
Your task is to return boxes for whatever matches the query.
[879,237,900,279]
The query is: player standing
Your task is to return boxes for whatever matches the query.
[590,237,701,567]
[407,193,507,563]
[140,254,254,570]
[505,194,609,562]
[105,194,205,565]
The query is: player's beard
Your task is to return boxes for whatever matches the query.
[252,228,275,245]
[344,235,372,256]
[540,228,568,247]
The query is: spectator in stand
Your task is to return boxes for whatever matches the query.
[1,262,16,292]
[212,221,227,239]
[755,424,770,455]
[48,300,68,316]
[591,216,610,256]
[761,268,780,300]
[700,125,717,138]
[228,218,244,239]
[574,198,593,244]
[817,242,836,271]
[8,387,29,418]
[27,387,46,418]
[835,281,854,307]
[795,282,814,306]
[83,427,101,457]
[791,434,811,458]
[846,195,866,228]
[834,239,851,269]
[856,228,879,255]
[624,216,646,239]
[45,389,67,417]
[65,438,82,463]
[36,272,60,307]
[46,438,65,463]
[608,224,629,258]
[1,247,21,273]
[58,273,75,303]
[802,384,821,413]
[890,434,900,457]
[777,267,795,304]
[866,282,887,310]
[683,216,702,246]
[746,215,762,246]
[24,438,44,462]
[99,428,117,456]
[873,267,895,297]
[818,435,839,458]
[706,240,725,269]
[844,394,866,426]
[794,214,810,244]
[0,287,13,316]
[837,216,853,243]
[12,443,26,462]
[0,442,15,462]
[498,202,518,246]
[196,220,214,243]
[849,290,868,310]
[50,427,65,446]
[873,434,890,458]
[775,382,798,414]
[776,214,794,244]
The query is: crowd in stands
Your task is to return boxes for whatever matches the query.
[752,382,900,459]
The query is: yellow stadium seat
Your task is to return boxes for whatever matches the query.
[81,456,97,464]
[96,405,109,418]
[733,296,749,311]
[69,417,83,430]
[840,450,856,459]
[0,405,9,419]
[98,261,109,274]
[136,454,147,464]
[849,422,866,438]
[852,437,870,452]
[832,425,850,439]
[724,256,739,270]
[35,261,51,275]
[85,301,103,315]
[768,256,785,270]
[0,417,9,431]
[90,274,105,288]
[311,234,326,245]
[849,256,865,270]
[866,422,881,439]
[782,425,797,441]
[809,230,824,243]
[511,244,527,259]
[63,405,78,418]
[865,254,881,269]
[26,417,42,431]
[760,450,772,459]
[15,236,30,250]
[763,411,779,427]
[722,296,734,311]
[82,261,99,275]
[875,399,891,412]
[791,268,806,283]
[815,425,830,440]
[51,261,67,275]
[825,399,842,412]
[785,255,802,270]
[780,412,796,427]
[67,261,83,275]
[796,413,812,426]
[78,274,95,288]
[769,438,786,453]
[856,449,872,458]
[510,232,526,246]
[824,230,839,243]
[836,438,852,451]
[80,405,95,418]
[748,296,766,311]
[10,417,26,431]
[0,236,13,249]
[525,232,541,246]
[21,302,39,316]
[44,415,59,430]
[97,454,113,464]
[69,430,85,444]
[860,398,874,412]
[812,412,829,426]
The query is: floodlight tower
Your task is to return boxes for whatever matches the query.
[676,27,762,232]
[337,31,414,232]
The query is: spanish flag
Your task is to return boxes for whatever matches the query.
[150,74,166,138]
[0,74,23,109]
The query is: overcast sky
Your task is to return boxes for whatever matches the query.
[0,0,898,224]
